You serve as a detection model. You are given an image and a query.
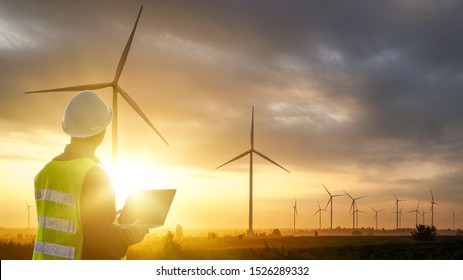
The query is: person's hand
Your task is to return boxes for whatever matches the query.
[128,225,148,244]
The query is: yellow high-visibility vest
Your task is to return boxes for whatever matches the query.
[33,158,96,260]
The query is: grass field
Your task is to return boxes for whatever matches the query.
[2,228,462,260]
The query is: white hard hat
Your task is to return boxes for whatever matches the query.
[62,91,113,138]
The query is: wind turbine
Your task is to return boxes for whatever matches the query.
[369,206,384,230]
[344,190,367,229]
[216,106,290,237]
[25,6,169,166]
[430,190,438,227]
[397,204,405,229]
[451,209,458,230]
[352,206,366,229]
[25,201,32,229]
[407,201,421,227]
[421,207,428,225]
[322,183,344,230]
[391,190,405,230]
[313,200,327,230]
[293,199,298,233]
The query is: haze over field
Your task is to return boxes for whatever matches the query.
[1,0,463,230]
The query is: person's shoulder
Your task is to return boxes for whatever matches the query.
[84,164,111,185]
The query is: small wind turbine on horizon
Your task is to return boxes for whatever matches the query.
[322,183,344,230]
[430,190,438,227]
[25,6,168,166]
[344,190,367,229]
[313,199,327,230]
[391,190,405,230]
[216,106,290,237]
[25,201,32,229]
[451,209,458,230]
[408,201,421,227]
[421,207,428,225]
[293,199,298,233]
[369,206,384,230]
[397,204,405,229]
[351,206,365,229]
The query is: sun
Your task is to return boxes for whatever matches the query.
[108,158,166,209]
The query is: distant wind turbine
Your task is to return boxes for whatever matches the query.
[421,207,428,225]
[369,206,384,230]
[352,206,366,229]
[293,199,298,233]
[344,190,367,229]
[391,190,405,230]
[407,201,421,227]
[430,190,438,227]
[216,106,290,237]
[397,204,405,229]
[25,5,168,166]
[322,183,344,230]
[313,200,327,230]
[452,209,458,230]
[25,201,32,229]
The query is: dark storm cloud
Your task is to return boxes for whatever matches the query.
[2,0,463,203]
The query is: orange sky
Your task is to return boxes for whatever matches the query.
[1,0,463,231]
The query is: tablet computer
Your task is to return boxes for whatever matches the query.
[118,189,176,228]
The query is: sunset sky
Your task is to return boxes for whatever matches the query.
[1,0,463,231]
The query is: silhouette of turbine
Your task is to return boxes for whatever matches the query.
[25,201,32,229]
[407,201,421,227]
[369,206,384,230]
[451,209,458,230]
[430,190,438,227]
[344,190,367,229]
[313,199,327,230]
[391,190,405,230]
[25,6,168,165]
[216,106,290,237]
[322,183,344,230]
[293,199,298,233]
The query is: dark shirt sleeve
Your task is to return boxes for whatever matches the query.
[80,165,140,260]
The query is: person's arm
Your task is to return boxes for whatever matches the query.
[80,165,146,260]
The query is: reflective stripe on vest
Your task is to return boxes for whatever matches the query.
[35,189,75,206]
[33,158,96,260]
[34,241,75,259]
[38,216,77,234]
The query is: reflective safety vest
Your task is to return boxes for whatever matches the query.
[33,158,96,260]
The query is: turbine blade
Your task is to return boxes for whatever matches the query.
[324,197,332,210]
[254,149,290,173]
[114,6,143,83]
[250,106,254,149]
[390,190,398,200]
[117,86,169,146]
[344,190,354,200]
[431,190,434,202]
[313,210,320,217]
[356,195,368,200]
[370,206,376,212]
[321,183,332,196]
[216,150,251,169]
[25,82,113,94]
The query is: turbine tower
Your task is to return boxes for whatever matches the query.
[322,183,344,230]
[430,190,438,227]
[293,199,298,233]
[25,201,32,229]
[407,201,421,227]
[369,206,384,230]
[25,6,168,166]
[421,207,427,225]
[391,190,405,230]
[397,204,405,229]
[352,206,365,229]
[344,190,367,229]
[451,209,458,230]
[313,200,326,230]
[216,106,290,237]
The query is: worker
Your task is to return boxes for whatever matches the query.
[32,90,147,260]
